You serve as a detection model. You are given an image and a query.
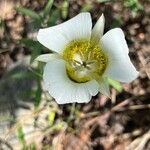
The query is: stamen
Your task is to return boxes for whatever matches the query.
[63,39,108,83]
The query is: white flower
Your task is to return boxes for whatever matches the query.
[36,12,138,104]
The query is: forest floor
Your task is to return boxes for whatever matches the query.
[0,0,149,150]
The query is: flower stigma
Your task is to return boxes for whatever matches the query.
[63,40,108,83]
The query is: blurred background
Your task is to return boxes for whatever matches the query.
[0,0,149,149]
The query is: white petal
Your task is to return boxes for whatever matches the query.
[99,80,110,97]
[43,59,99,104]
[101,28,138,83]
[99,84,110,97]
[91,13,105,42]
[37,13,92,53]
[85,80,100,96]
[35,53,61,62]
[95,77,110,97]
[104,58,138,83]
[101,28,129,56]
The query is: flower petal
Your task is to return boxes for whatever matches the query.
[101,28,129,56]
[104,59,138,83]
[35,53,61,62]
[85,80,100,96]
[98,79,110,97]
[37,12,92,53]
[91,13,105,42]
[43,60,99,104]
[101,28,138,82]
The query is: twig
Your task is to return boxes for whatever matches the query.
[125,130,150,150]
[111,95,150,112]
[0,49,10,53]
[128,104,150,110]
[0,138,13,150]
[111,98,132,112]
[111,88,117,104]
[112,103,150,112]
[80,111,100,119]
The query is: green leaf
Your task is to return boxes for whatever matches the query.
[19,38,44,62]
[19,38,43,50]
[28,143,36,150]
[61,0,69,19]
[16,6,42,21]
[111,15,123,28]
[48,111,56,126]
[16,126,37,150]
[108,78,123,92]
[0,19,5,28]
[19,38,44,107]
[44,0,54,17]
[34,63,43,107]
[16,126,26,146]
[31,48,42,63]
[11,71,29,79]
[19,38,38,46]
[47,9,60,26]
[34,79,42,107]
[30,19,42,30]
[123,0,144,17]
[81,4,93,12]
[124,0,143,11]
[51,122,65,130]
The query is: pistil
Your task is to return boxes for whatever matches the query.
[63,39,108,83]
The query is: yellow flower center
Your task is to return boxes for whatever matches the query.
[63,40,108,83]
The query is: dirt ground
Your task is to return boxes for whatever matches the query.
[0,0,150,150]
